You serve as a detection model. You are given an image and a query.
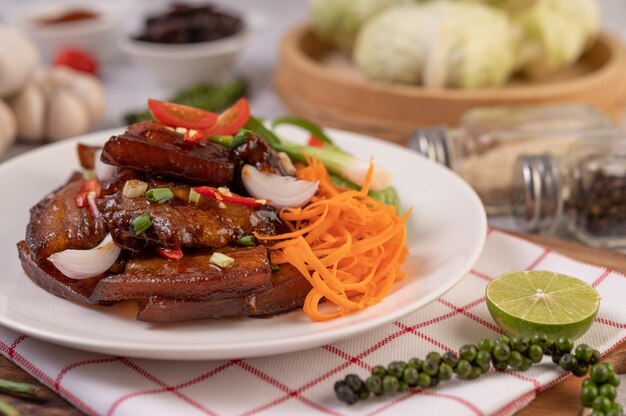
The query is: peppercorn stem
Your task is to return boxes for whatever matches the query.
[0,400,19,416]
[0,378,43,400]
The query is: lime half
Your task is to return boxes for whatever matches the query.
[486,270,601,341]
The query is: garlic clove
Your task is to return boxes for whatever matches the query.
[46,89,90,141]
[0,26,39,97]
[9,83,45,143]
[69,73,105,125]
[0,99,16,156]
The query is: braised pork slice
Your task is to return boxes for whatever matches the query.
[101,121,236,185]
[91,246,271,302]
[17,241,106,304]
[97,192,284,251]
[26,173,107,261]
[136,264,311,322]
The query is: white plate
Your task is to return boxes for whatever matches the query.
[0,127,486,360]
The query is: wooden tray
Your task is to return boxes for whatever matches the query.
[275,24,626,144]
[2,230,625,415]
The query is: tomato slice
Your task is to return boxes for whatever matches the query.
[307,134,325,148]
[156,247,184,260]
[202,98,250,136]
[148,99,218,130]
[192,186,268,207]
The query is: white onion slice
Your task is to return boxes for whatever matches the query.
[48,234,121,280]
[241,165,319,210]
[94,149,115,182]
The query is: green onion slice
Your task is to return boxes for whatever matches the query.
[132,213,152,235]
[210,252,235,268]
[146,188,174,203]
[271,116,335,146]
[207,135,234,147]
[270,264,280,272]
[237,235,255,246]
[82,170,97,180]
[188,188,201,204]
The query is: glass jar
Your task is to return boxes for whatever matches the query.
[512,139,626,248]
[409,103,617,215]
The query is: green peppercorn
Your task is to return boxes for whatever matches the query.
[527,344,544,364]
[545,342,559,356]
[455,360,472,378]
[372,365,387,378]
[398,381,409,392]
[556,337,574,354]
[582,384,599,407]
[590,349,602,365]
[426,352,442,365]
[498,335,511,345]
[608,403,624,415]
[559,354,578,372]
[429,377,440,388]
[408,358,423,369]
[551,354,563,365]
[575,344,594,363]
[531,334,549,349]
[475,351,491,367]
[387,361,407,378]
[604,363,615,373]
[459,345,478,362]
[468,366,482,380]
[477,338,495,353]
[592,396,612,413]
[358,388,370,400]
[438,363,453,381]
[606,410,623,416]
[345,374,365,393]
[591,364,610,384]
[583,379,598,389]
[508,351,523,369]
[403,366,419,387]
[510,336,530,354]
[590,411,607,416]
[599,384,617,401]
[417,372,431,388]
[442,352,460,367]
[494,360,508,371]
[365,375,383,395]
[422,359,439,377]
[492,343,512,362]
[606,371,621,387]
[335,381,358,404]
[382,375,400,393]
[573,363,590,378]
[518,357,533,372]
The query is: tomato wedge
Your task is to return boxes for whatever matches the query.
[202,98,250,136]
[156,247,184,260]
[148,99,218,130]
[192,186,267,207]
[307,134,325,148]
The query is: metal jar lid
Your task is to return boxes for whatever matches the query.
[512,155,561,232]
[408,126,451,167]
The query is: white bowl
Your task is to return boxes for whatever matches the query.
[6,1,125,63]
[118,14,261,89]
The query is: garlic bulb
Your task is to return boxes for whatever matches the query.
[0,99,16,156]
[0,25,39,97]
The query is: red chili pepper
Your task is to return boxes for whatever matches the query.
[76,179,102,218]
[192,186,268,207]
[307,134,325,148]
[156,247,184,260]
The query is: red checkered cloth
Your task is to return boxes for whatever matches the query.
[1,230,625,416]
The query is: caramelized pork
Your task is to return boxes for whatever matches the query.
[101,121,235,185]
[91,246,271,302]
[97,192,284,251]
[26,173,107,261]
[76,144,100,170]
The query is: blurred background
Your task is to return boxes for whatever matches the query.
[1,0,626,245]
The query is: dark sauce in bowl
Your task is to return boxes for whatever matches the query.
[135,3,243,44]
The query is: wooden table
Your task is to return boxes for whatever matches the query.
[1,231,625,415]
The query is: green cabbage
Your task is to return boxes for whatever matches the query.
[309,0,410,51]
[511,0,599,78]
[353,1,516,88]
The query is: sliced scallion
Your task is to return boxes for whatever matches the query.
[237,235,255,246]
[207,135,234,147]
[209,252,235,268]
[230,129,253,149]
[146,188,174,203]
[188,188,201,204]
[82,170,97,180]
[132,213,152,235]
[270,264,280,272]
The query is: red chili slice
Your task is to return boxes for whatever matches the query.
[191,186,268,207]
[156,247,184,260]
[307,134,325,148]
[75,179,102,218]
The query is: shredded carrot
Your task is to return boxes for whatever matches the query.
[256,158,411,321]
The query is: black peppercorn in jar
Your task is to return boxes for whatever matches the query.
[512,139,626,248]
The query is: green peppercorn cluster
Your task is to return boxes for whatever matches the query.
[333,335,623,416]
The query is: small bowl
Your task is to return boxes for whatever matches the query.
[118,14,262,89]
[6,1,125,62]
